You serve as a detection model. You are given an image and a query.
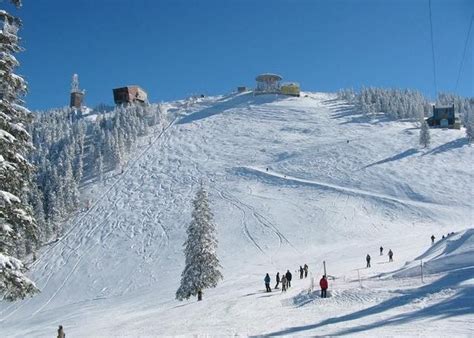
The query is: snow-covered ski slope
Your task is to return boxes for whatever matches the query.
[1,92,473,336]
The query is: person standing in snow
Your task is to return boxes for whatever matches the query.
[281,274,287,292]
[431,235,435,244]
[285,270,292,288]
[388,249,393,262]
[366,254,371,268]
[304,264,309,278]
[275,272,280,289]
[319,275,328,298]
[57,325,65,338]
[264,273,271,292]
[380,246,383,256]
[299,265,304,279]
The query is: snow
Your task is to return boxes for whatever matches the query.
[0,190,20,205]
[0,92,473,336]
[0,129,16,143]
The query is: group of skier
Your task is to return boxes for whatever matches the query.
[265,264,309,293]
[432,232,455,243]
[366,247,393,268]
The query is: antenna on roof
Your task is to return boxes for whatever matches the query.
[71,73,82,93]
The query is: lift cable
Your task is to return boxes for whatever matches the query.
[455,15,474,93]
[428,0,438,98]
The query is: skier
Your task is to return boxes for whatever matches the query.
[285,270,292,288]
[431,235,435,244]
[366,254,371,268]
[304,264,309,278]
[57,325,65,338]
[319,275,328,298]
[275,272,280,289]
[264,273,271,292]
[388,249,393,262]
[281,274,287,292]
[380,246,383,256]
[299,265,304,279]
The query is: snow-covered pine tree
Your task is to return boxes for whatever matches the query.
[419,119,431,148]
[465,107,474,142]
[176,185,222,301]
[0,0,39,300]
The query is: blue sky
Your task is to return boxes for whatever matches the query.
[8,0,474,110]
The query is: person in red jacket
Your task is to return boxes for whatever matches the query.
[319,275,328,298]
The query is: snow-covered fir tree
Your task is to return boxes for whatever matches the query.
[28,103,167,244]
[176,185,222,301]
[0,0,39,300]
[420,119,431,148]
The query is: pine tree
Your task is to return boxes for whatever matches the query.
[176,185,222,301]
[466,108,474,142]
[420,119,431,148]
[0,0,39,300]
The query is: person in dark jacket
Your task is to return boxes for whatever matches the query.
[275,272,280,289]
[57,325,65,338]
[304,264,309,278]
[380,246,383,255]
[299,265,304,279]
[366,254,371,268]
[285,270,292,288]
[319,275,328,298]
[388,249,393,262]
[431,235,435,244]
[264,273,271,292]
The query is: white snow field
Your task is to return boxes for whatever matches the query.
[1,92,473,336]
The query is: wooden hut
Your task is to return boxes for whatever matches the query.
[113,86,148,105]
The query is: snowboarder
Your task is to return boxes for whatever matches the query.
[264,273,271,292]
[285,270,292,288]
[281,275,287,292]
[57,325,65,338]
[319,275,328,298]
[388,249,393,262]
[299,265,304,279]
[431,235,435,244]
[304,264,309,278]
[366,254,371,268]
[380,246,383,256]
[275,272,280,289]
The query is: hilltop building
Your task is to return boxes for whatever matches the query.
[70,74,85,109]
[255,73,282,94]
[254,73,301,97]
[426,104,460,129]
[113,86,148,105]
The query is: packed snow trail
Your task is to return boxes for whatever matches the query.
[0,92,472,336]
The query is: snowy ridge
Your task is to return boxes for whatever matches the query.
[392,229,474,278]
[0,92,473,336]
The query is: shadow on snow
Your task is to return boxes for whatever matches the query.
[261,267,474,336]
